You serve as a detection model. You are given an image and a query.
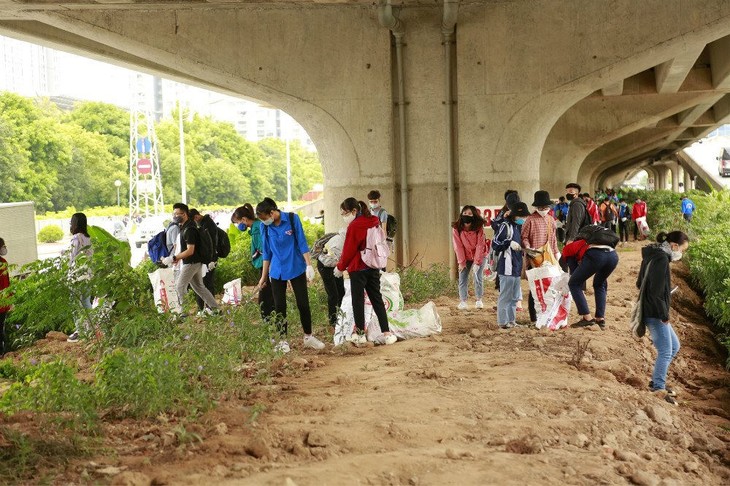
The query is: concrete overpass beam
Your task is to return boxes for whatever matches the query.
[709,34,730,89]
[677,95,724,126]
[601,81,624,96]
[655,47,704,93]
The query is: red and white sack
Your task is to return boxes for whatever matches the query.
[148,267,181,314]
[222,278,242,305]
[526,267,572,330]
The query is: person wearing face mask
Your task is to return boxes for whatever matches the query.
[637,231,689,406]
[231,203,274,321]
[617,199,631,245]
[564,183,591,244]
[367,189,389,234]
[315,222,347,328]
[335,197,397,345]
[493,202,531,329]
[452,205,487,310]
[632,197,647,241]
[521,191,559,325]
[256,197,325,353]
[0,237,10,355]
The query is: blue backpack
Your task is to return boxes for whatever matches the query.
[147,230,170,264]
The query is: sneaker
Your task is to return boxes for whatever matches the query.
[274,340,290,353]
[516,305,524,312]
[649,381,677,397]
[595,319,606,330]
[203,308,220,316]
[499,322,516,329]
[347,332,367,345]
[303,335,325,350]
[570,318,595,328]
[383,333,397,345]
[475,300,484,309]
[457,301,468,310]
[67,331,80,343]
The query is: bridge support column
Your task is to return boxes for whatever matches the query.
[684,169,693,192]
[670,161,680,192]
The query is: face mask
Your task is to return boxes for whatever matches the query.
[172,215,182,224]
[369,202,379,210]
[237,223,247,232]
[262,217,274,226]
[537,209,549,217]
[671,250,683,262]
[0,247,7,256]
[461,215,474,224]
[343,213,356,225]
[566,193,576,201]
[515,218,526,225]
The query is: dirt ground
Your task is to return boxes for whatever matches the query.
[13,241,730,485]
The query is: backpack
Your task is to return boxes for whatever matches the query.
[310,232,338,260]
[191,225,216,264]
[485,223,513,281]
[576,225,619,248]
[147,230,170,264]
[377,209,398,240]
[361,224,390,269]
[602,203,617,223]
[216,226,231,258]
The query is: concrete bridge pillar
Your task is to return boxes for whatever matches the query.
[670,161,680,192]
[684,169,693,192]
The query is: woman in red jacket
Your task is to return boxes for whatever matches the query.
[334,198,397,346]
[0,237,10,356]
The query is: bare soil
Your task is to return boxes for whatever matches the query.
[7,241,730,485]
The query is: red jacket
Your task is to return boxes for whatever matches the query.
[0,256,10,313]
[562,239,589,263]
[586,199,601,223]
[337,214,381,273]
[632,201,647,219]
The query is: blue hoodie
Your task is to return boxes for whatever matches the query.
[492,220,523,277]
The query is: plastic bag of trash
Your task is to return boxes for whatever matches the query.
[148,267,181,313]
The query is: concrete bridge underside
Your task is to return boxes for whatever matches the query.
[2,1,730,264]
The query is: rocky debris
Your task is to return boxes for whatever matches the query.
[569,433,590,448]
[644,404,673,426]
[46,331,68,341]
[110,472,152,486]
[629,470,659,486]
[306,430,329,448]
[613,449,641,462]
[214,422,228,436]
[683,461,700,473]
[532,337,547,349]
[469,328,484,338]
[245,437,272,459]
[445,448,474,459]
[98,466,125,475]
[505,436,543,454]
[291,358,309,368]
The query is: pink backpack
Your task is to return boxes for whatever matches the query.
[360,225,391,269]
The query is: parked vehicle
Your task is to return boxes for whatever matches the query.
[131,217,165,249]
[718,147,730,177]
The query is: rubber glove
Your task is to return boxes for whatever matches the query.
[509,241,522,251]
[306,265,316,281]
[161,256,174,266]
[333,267,344,278]
[207,261,217,271]
[471,264,480,276]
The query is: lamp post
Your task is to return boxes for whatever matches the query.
[114,179,122,206]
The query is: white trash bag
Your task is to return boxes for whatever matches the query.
[222,278,242,305]
[366,301,442,342]
[527,265,571,330]
[148,267,181,314]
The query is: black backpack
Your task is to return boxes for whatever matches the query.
[377,209,397,240]
[192,225,216,264]
[216,226,231,258]
[310,232,338,260]
[577,225,619,248]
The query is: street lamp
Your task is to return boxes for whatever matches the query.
[114,179,122,206]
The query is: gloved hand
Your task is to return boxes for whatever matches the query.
[161,256,174,266]
[471,264,480,276]
[306,265,315,281]
[207,261,217,271]
[509,241,522,251]
[333,267,344,278]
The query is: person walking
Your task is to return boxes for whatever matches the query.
[232,204,275,321]
[334,197,397,345]
[632,197,647,241]
[162,203,220,316]
[553,196,569,243]
[0,238,9,355]
[681,196,695,223]
[65,213,94,343]
[452,205,488,310]
[598,197,618,231]
[568,233,619,330]
[521,191,559,325]
[493,202,531,329]
[617,199,631,244]
[256,198,325,352]
[637,231,689,406]
[190,208,220,315]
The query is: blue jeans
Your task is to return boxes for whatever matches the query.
[458,260,485,302]
[497,275,520,325]
[568,248,618,318]
[646,317,680,390]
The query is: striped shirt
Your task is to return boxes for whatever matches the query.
[521,212,559,261]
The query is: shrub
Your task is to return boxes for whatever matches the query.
[37,225,64,243]
[397,263,456,303]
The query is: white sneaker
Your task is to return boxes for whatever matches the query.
[475,300,484,309]
[457,301,468,310]
[347,332,367,345]
[383,333,397,345]
[303,335,325,350]
[274,340,290,353]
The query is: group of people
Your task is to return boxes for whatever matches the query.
[451,183,688,405]
[228,190,397,353]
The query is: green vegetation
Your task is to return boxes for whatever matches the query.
[622,188,730,365]
[0,92,323,213]
[36,225,64,243]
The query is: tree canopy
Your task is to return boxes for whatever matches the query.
[0,92,323,212]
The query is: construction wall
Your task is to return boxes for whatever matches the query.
[0,202,38,271]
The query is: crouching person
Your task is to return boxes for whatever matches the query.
[335,198,397,345]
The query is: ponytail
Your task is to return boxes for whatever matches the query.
[232,203,256,222]
[656,231,689,245]
[340,197,372,217]
[358,201,372,217]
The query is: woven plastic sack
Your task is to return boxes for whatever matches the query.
[148,267,181,313]
[222,278,242,305]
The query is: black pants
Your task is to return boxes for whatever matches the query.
[317,261,344,326]
[195,267,216,311]
[618,220,629,242]
[350,268,389,333]
[0,312,6,356]
[257,267,275,321]
[528,292,537,323]
[633,221,639,240]
[270,272,312,337]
